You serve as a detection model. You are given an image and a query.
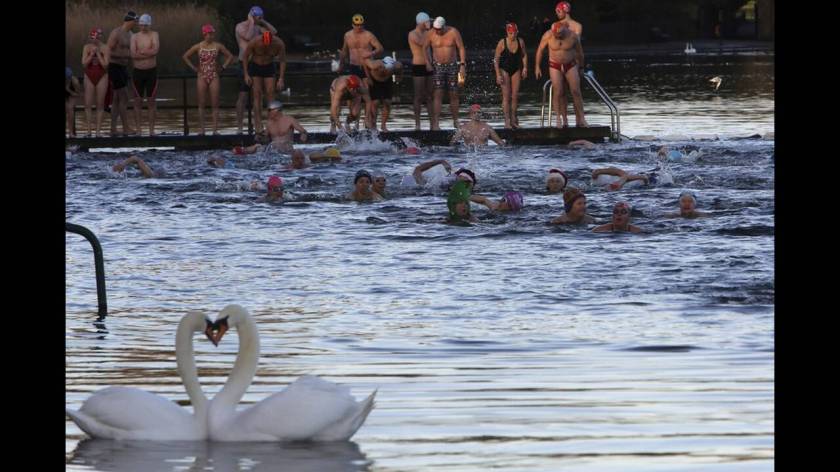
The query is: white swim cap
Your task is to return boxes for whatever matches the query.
[416,12,430,24]
[383,56,396,70]
[433,16,446,29]
[330,59,340,72]
[138,13,152,26]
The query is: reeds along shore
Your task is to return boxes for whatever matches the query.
[66,2,222,75]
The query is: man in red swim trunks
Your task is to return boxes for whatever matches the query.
[535,21,587,127]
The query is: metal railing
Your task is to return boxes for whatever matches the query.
[66,222,108,320]
[540,69,621,142]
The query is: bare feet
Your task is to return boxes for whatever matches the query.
[381,126,389,132]
[575,120,589,127]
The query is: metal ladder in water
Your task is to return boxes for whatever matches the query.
[66,222,108,321]
[540,69,621,142]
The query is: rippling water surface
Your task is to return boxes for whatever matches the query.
[66,53,774,471]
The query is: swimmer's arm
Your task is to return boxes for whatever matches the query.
[182,44,200,71]
[258,18,278,35]
[423,34,434,70]
[592,223,612,233]
[218,44,235,69]
[488,127,505,146]
[534,33,549,77]
[106,29,119,52]
[99,45,110,67]
[148,32,160,56]
[291,118,308,142]
[339,33,350,65]
[276,40,286,84]
[329,86,342,130]
[493,40,503,81]
[70,77,82,96]
[361,92,374,129]
[82,45,93,67]
[625,174,649,185]
[574,35,584,71]
[591,167,627,179]
[629,225,643,233]
[469,195,497,210]
[132,157,155,178]
[369,33,384,59]
[550,215,567,225]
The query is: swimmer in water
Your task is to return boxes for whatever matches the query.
[232,101,307,154]
[371,173,387,198]
[206,154,236,168]
[256,175,284,203]
[401,159,452,187]
[283,149,310,170]
[112,155,156,177]
[551,187,595,225]
[347,169,383,202]
[591,166,672,191]
[666,191,706,218]
[546,168,568,194]
[568,139,595,149]
[450,104,506,146]
[470,191,524,212]
[446,180,477,223]
[592,201,643,233]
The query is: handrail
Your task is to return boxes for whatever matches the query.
[66,222,107,320]
[539,70,621,142]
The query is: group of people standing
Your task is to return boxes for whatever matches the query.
[66,2,589,138]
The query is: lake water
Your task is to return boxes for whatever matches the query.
[66,53,774,471]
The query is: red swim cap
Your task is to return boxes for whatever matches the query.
[89,27,103,39]
[505,22,518,34]
[262,31,271,45]
[556,2,571,13]
[469,104,481,112]
[347,75,361,89]
[267,176,283,190]
[405,146,420,155]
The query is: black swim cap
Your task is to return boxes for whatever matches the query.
[454,168,477,186]
[124,11,138,21]
[354,169,372,184]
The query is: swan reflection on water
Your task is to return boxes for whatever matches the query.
[68,439,371,472]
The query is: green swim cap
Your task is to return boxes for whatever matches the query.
[447,180,472,220]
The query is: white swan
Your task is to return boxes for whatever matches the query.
[205,304,376,441]
[66,311,213,440]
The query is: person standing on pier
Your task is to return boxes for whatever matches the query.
[106,11,138,136]
[235,6,277,134]
[493,22,528,129]
[425,16,467,130]
[339,14,384,79]
[82,27,109,137]
[408,12,433,131]
[535,22,587,127]
[130,14,159,136]
[243,29,287,136]
[182,24,235,135]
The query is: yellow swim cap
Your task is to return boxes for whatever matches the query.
[352,14,364,25]
[324,147,341,158]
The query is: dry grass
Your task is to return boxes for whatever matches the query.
[65,2,224,75]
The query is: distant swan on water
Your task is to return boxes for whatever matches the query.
[66,305,376,442]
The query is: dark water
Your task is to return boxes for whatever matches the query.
[67,53,773,471]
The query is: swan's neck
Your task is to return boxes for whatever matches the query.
[213,314,260,412]
[176,321,208,414]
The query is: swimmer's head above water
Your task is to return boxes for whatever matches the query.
[447,180,472,221]
[563,187,587,215]
[355,169,373,186]
[546,168,568,193]
[612,201,632,226]
[372,173,387,194]
[500,191,524,212]
[679,191,697,212]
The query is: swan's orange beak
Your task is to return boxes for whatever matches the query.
[204,318,229,347]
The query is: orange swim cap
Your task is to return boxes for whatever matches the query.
[347,75,361,89]
[262,31,271,45]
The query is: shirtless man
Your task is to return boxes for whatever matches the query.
[243,30,286,134]
[130,14,159,136]
[234,6,277,133]
[535,22,586,127]
[106,11,138,136]
[408,12,433,130]
[424,17,467,130]
[363,56,403,132]
[329,75,373,133]
[234,101,307,154]
[450,104,505,146]
[553,2,582,36]
[339,14,384,79]
[347,169,384,202]
[593,201,643,233]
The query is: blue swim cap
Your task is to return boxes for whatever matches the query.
[250,6,264,17]
[668,149,683,161]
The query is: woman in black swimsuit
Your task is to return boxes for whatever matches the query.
[494,22,528,129]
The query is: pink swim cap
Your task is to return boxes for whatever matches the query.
[556,1,571,13]
[267,175,283,190]
[201,24,215,35]
[405,146,420,155]
[503,191,524,211]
